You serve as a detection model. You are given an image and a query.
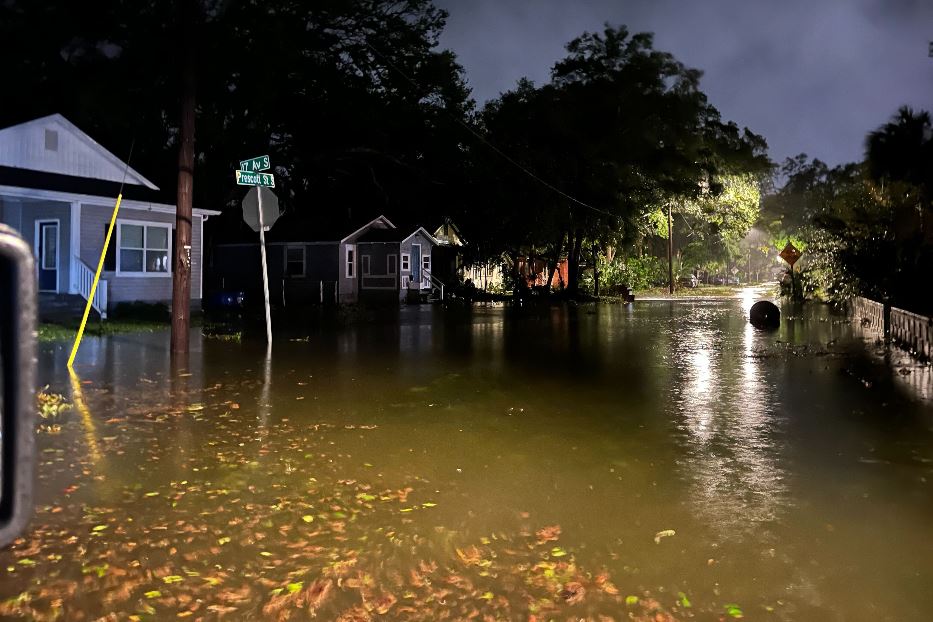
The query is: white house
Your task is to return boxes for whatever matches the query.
[0,114,219,318]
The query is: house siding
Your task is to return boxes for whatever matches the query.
[211,242,339,306]
[79,204,203,306]
[400,230,434,299]
[15,199,72,293]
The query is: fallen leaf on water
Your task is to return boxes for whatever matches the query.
[625,595,640,606]
[725,603,744,618]
[536,525,561,544]
[654,529,676,544]
[162,575,184,584]
[144,590,161,599]
[550,547,567,558]
[301,515,314,523]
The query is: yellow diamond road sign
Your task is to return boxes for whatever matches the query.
[779,242,802,267]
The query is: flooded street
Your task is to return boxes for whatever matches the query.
[5,288,933,621]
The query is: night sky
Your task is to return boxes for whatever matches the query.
[434,0,933,166]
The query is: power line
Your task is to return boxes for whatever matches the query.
[363,41,621,221]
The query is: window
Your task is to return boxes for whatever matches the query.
[422,254,431,273]
[44,129,58,151]
[346,245,355,278]
[362,255,371,275]
[285,245,305,277]
[401,253,410,271]
[388,254,397,275]
[117,221,170,275]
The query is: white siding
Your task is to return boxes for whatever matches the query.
[80,204,203,305]
[0,114,155,188]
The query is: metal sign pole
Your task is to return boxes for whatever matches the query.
[257,189,273,346]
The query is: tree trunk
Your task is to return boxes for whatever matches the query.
[566,229,583,296]
[171,0,196,355]
[592,243,600,297]
[544,233,565,294]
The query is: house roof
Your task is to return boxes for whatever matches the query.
[0,114,157,189]
[0,166,219,216]
[356,228,406,243]
[402,226,440,246]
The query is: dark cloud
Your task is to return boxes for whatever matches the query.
[434,0,933,165]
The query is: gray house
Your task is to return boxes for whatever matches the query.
[212,215,441,305]
[0,114,219,318]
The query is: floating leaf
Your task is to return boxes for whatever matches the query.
[356,493,376,502]
[301,515,314,523]
[144,492,160,497]
[550,547,567,557]
[217,537,231,545]
[725,603,744,618]
[479,592,494,601]
[162,575,184,584]
[654,529,676,544]
[144,590,161,599]
[92,524,108,532]
[421,502,437,508]
[625,595,640,606]
[16,558,36,567]
[259,551,273,557]
[678,591,691,608]
[286,582,303,594]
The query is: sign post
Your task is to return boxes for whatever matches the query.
[236,157,278,347]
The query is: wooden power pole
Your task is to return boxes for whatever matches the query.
[171,0,197,354]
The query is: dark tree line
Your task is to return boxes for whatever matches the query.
[1,3,771,295]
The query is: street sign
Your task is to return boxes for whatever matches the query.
[235,170,275,188]
[240,155,271,172]
[242,187,280,233]
[779,241,802,267]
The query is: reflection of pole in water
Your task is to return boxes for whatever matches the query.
[68,369,102,465]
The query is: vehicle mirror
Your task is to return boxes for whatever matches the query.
[0,224,37,548]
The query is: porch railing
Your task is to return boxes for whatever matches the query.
[422,267,444,301]
[73,257,108,319]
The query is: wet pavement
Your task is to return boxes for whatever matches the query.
[3,287,933,621]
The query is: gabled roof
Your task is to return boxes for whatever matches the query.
[402,226,440,246]
[0,114,157,189]
[340,215,396,244]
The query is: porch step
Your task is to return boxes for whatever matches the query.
[38,293,101,323]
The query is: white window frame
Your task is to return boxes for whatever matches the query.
[346,244,355,278]
[115,218,172,277]
[34,219,61,293]
[401,253,410,272]
[284,244,306,278]
[422,254,431,272]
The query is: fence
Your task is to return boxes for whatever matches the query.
[851,296,933,359]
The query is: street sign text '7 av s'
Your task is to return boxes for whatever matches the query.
[240,155,271,172]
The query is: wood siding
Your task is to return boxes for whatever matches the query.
[79,204,203,304]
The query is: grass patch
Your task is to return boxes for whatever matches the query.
[38,319,169,342]
[635,285,748,298]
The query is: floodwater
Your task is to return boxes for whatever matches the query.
[4,287,933,621]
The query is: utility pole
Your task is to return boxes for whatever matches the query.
[171,0,197,354]
[667,201,674,295]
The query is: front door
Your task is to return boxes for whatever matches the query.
[37,221,59,292]
[411,243,421,283]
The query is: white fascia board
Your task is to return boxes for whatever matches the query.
[0,184,221,216]
[339,214,397,244]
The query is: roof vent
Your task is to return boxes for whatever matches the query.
[44,129,58,152]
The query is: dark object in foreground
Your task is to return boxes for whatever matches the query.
[749,300,780,329]
[0,224,37,547]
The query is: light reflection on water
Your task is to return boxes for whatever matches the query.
[17,291,933,621]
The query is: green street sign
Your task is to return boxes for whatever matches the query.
[235,170,275,188]
[239,155,271,172]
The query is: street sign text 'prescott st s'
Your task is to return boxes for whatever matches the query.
[235,170,275,188]
[240,155,271,172]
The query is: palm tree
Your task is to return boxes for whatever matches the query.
[865,106,933,206]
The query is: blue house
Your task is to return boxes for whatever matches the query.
[0,114,219,318]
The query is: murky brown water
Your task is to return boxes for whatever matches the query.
[4,287,933,621]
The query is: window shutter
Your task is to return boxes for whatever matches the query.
[103,225,116,271]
